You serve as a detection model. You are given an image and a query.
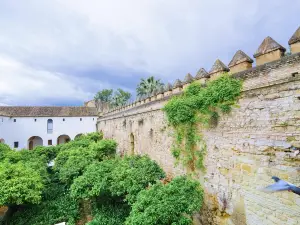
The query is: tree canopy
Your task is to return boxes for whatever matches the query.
[136,76,164,97]
[94,88,131,108]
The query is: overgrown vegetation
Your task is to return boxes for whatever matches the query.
[163,74,242,172]
[1,131,204,225]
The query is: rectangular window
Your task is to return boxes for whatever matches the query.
[34,119,37,122]
[14,142,19,148]
[48,140,52,145]
[63,118,65,121]
[80,118,82,121]
[13,119,16,122]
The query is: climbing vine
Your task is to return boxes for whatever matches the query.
[163,73,242,172]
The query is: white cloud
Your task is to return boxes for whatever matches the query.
[0,0,299,105]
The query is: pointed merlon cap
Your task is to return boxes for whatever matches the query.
[209,59,229,74]
[195,68,209,79]
[254,36,286,58]
[228,50,253,67]
[183,73,194,84]
[173,79,183,88]
[289,26,300,45]
[165,83,173,92]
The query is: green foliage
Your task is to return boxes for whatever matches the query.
[71,160,118,200]
[77,132,104,142]
[125,176,203,225]
[71,155,165,205]
[87,197,130,225]
[0,144,48,206]
[54,139,117,184]
[109,155,166,204]
[90,139,117,160]
[94,88,131,107]
[163,74,242,171]
[54,147,97,184]
[112,88,132,107]
[0,161,44,205]
[136,76,164,97]
[94,89,114,102]
[10,183,80,225]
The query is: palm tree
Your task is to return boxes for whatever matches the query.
[136,76,164,97]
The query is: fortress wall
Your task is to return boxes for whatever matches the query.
[97,46,300,223]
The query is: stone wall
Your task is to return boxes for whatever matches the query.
[98,52,300,225]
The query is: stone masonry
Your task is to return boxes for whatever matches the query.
[97,29,300,225]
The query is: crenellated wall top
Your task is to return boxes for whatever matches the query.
[101,26,300,117]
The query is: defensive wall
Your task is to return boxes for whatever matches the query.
[97,27,300,225]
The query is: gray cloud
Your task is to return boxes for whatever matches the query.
[0,0,299,105]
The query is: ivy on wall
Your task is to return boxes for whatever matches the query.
[163,74,242,172]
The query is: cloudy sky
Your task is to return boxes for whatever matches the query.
[0,0,299,106]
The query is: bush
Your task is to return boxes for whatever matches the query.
[109,155,165,204]
[89,139,117,161]
[125,176,204,225]
[0,161,44,205]
[10,183,80,225]
[71,160,118,200]
[87,198,130,225]
[54,147,97,184]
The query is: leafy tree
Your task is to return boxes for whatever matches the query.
[71,155,165,204]
[54,147,97,184]
[71,160,118,200]
[10,182,80,225]
[112,88,132,107]
[0,161,44,205]
[94,89,113,103]
[136,76,164,97]
[54,139,117,184]
[109,155,165,204]
[125,176,204,225]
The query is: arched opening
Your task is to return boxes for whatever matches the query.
[28,136,43,150]
[57,135,71,145]
[130,133,135,155]
[74,134,83,140]
[0,138,5,144]
[47,119,53,134]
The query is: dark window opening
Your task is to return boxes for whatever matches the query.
[48,140,52,145]
[13,119,16,122]
[80,118,82,121]
[63,118,65,121]
[93,118,95,121]
[34,119,37,122]
[14,142,19,148]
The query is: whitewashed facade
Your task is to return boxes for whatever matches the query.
[0,106,98,150]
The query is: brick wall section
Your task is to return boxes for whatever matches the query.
[97,53,300,225]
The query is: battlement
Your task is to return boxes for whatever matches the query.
[100,26,300,118]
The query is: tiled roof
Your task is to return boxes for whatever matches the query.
[0,106,98,117]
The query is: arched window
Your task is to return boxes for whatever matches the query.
[47,119,53,134]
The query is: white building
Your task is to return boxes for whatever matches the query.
[0,106,98,150]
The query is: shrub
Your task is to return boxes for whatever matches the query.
[54,147,97,184]
[125,176,204,225]
[89,139,117,161]
[109,155,165,204]
[71,160,118,200]
[87,198,130,225]
[0,161,44,205]
[10,183,80,225]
